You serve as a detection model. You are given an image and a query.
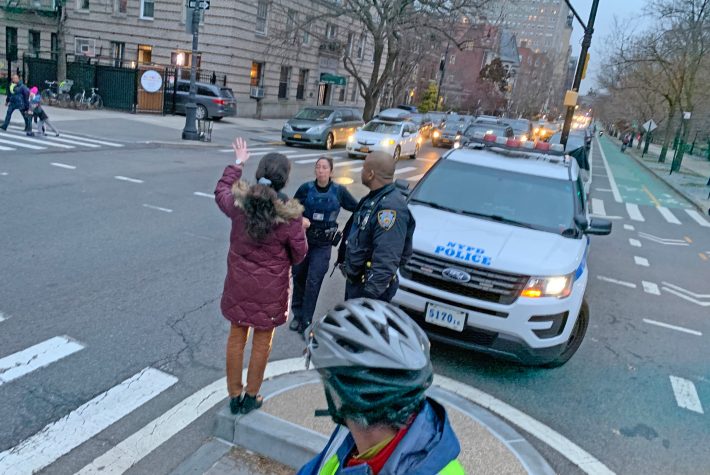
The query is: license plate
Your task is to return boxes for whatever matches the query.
[425,303,467,332]
[359,147,369,153]
[293,134,302,139]
[441,138,450,143]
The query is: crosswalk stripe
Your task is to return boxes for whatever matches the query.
[669,376,704,414]
[220,147,275,153]
[394,166,417,175]
[50,162,76,170]
[193,192,213,198]
[626,203,645,222]
[333,160,361,168]
[0,368,178,474]
[685,209,710,228]
[0,144,13,151]
[592,198,606,216]
[0,336,84,385]
[50,132,124,147]
[2,130,75,148]
[44,135,101,148]
[657,206,681,224]
[0,137,46,150]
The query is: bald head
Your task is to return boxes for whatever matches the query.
[362,152,395,185]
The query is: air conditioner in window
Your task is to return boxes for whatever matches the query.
[250,86,264,99]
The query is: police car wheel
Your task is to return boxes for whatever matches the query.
[393,146,401,161]
[542,299,589,368]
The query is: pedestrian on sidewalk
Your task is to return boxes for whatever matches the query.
[215,137,308,415]
[335,152,415,302]
[300,298,464,475]
[2,74,33,135]
[29,87,60,137]
[289,157,358,335]
[621,133,630,153]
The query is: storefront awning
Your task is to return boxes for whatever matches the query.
[319,73,347,86]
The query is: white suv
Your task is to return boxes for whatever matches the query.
[393,136,611,367]
[347,109,421,160]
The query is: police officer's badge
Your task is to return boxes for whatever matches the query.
[377,210,397,230]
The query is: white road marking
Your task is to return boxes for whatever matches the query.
[435,374,615,475]
[0,144,13,151]
[626,203,645,222]
[114,175,144,184]
[685,209,710,228]
[332,160,362,168]
[349,166,364,173]
[596,138,622,203]
[0,368,177,474]
[394,166,417,175]
[0,336,84,386]
[629,239,642,247]
[75,358,306,475]
[634,256,650,267]
[220,147,275,153]
[44,135,101,148]
[643,319,701,336]
[1,130,74,148]
[407,173,425,181]
[596,275,637,288]
[661,285,710,307]
[661,282,710,299]
[0,137,46,150]
[641,281,660,295]
[595,188,612,192]
[669,376,704,414]
[288,152,336,159]
[142,204,173,213]
[592,198,606,216]
[0,312,6,322]
[657,206,681,225]
[50,162,76,170]
[623,224,635,231]
[638,232,689,246]
[45,131,124,147]
[193,192,213,198]
[0,172,8,176]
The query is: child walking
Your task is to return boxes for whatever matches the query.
[29,87,60,137]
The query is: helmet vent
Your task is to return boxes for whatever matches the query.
[346,315,369,335]
[386,318,405,337]
[323,315,340,327]
[336,338,364,354]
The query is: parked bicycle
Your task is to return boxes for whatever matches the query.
[40,80,73,107]
[73,88,103,110]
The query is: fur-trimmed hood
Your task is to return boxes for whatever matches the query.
[231,180,304,223]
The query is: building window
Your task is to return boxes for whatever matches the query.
[286,9,297,43]
[303,16,312,45]
[78,0,89,10]
[114,0,127,14]
[346,32,354,57]
[137,44,152,64]
[278,66,291,99]
[339,86,346,102]
[356,33,365,59]
[350,80,358,102]
[250,62,264,87]
[28,30,41,57]
[296,68,308,100]
[75,37,96,57]
[171,51,196,67]
[140,0,154,19]
[325,23,337,39]
[6,27,18,61]
[255,0,268,35]
[51,33,58,61]
[111,41,125,67]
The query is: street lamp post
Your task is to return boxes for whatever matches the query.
[434,41,450,112]
[560,0,600,148]
[181,6,201,141]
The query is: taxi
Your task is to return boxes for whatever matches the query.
[393,134,612,367]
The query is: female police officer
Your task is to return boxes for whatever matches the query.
[290,157,358,334]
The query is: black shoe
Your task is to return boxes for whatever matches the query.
[240,394,263,414]
[0,126,6,131]
[229,395,243,415]
[289,319,301,332]
[26,132,34,136]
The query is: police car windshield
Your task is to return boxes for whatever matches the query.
[362,121,401,134]
[411,161,576,234]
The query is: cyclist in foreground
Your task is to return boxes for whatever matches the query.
[299,298,464,475]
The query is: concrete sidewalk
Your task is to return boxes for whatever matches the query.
[171,370,556,475]
[614,135,710,213]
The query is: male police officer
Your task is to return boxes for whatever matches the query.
[339,152,414,302]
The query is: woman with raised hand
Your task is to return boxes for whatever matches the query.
[215,137,308,414]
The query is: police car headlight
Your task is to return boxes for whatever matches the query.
[521,274,574,298]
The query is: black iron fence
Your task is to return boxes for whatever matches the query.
[163,66,228,115]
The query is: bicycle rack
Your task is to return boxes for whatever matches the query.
[198,118,213,142]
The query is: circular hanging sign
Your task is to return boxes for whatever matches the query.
[141,70,163,93]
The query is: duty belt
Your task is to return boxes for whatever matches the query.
[307,226,338,243]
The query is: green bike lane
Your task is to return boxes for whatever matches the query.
[596,136,690,209]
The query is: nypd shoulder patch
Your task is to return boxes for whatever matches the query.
[377,210,397,230]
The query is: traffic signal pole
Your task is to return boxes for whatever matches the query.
[182,5,201,140]
[560,0,600,148]
[434,41,450,112]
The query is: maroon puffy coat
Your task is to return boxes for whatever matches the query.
[215,165,308,330]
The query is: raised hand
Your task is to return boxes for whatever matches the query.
[232,137,250,165]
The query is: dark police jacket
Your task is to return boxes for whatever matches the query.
[339,182,414,298]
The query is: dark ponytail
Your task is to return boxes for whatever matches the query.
[243,153,291,241]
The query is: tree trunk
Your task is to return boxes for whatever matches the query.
[658,107,676,163]
[56,5,67,81]
[362,94,378,122]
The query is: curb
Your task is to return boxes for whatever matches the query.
[610,137,709,213]
[169,439,232,475]
[213,370,556,474]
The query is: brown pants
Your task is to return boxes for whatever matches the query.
[226,324,275,397]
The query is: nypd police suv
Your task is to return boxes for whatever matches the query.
[393,133,611,367]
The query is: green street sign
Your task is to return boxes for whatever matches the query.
[319,73,346,86]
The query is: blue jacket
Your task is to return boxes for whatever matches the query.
[7,81,30,110]
[297,399,464,475]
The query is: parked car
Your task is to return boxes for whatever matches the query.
[173,80,236,120]
[282,106,364,150]
[432,116,473,148]
[346,108,420,160]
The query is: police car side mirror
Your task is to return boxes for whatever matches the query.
[586,218,612,236]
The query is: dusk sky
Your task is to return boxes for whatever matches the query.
[568,0,649,92]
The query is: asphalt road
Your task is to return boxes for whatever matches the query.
[1,118,709,475]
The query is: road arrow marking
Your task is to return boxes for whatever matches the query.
[638,232,689,246]
[643,319,701,336]
[670,376,704,414]
[596,275,637,288]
